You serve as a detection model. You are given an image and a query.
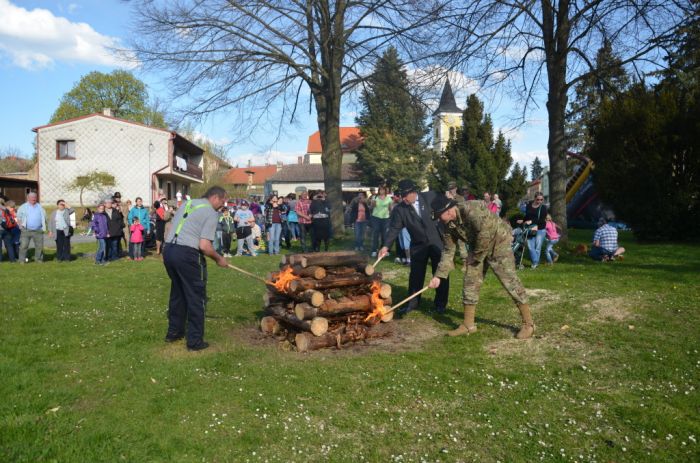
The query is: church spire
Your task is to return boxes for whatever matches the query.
[433,79,461,115]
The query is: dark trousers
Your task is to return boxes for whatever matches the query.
[163,244,207,347]
[0,229,16,262]
[371,217,389,252]
[312,219,330,252]
[408,244,450,310]
[107,236,120,260]
[221,232,232,254]
[55,230,71,261]
[298,223,313,252]
[281,221,291,249]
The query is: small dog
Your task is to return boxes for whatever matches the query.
[573,243,588,256]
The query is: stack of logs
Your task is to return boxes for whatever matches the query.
[260,251,394,352]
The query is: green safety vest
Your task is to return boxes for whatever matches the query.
[171,200,210,243]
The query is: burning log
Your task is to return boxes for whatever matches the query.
[260,251,395,351]
[263,289,324,307]
[295,323,394,353]
[289,274,377,292]
[266,305,329,336]
[294,295,393,320]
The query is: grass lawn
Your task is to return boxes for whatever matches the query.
[1,230,699,462]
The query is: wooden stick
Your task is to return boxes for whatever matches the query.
[383,286,431,315]
[227,264,268,284]
[371,254,384,268]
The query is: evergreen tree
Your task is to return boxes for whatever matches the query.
[355,47,431,187]
[530,156,544,180]
[500,162,529,219]
[566,41,630,151]
[430,94,510,195]
[587,6,700,241]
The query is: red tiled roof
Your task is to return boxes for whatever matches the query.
[222,165,280,185]
[306,127,363,154]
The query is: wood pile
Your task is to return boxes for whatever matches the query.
[260,251,394,352]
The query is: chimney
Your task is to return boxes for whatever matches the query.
[102,108,112,117]
[247,159,252,168]
[297,156,303,165]
[276,161,283,172]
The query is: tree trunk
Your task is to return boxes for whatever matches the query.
[543,1,571,241]
[284,250,358,266]
[312,4,346,235]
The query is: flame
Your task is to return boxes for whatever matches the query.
[267,266,299,292]
[364,281,386,323]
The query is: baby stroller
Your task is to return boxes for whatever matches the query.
[511,224,535,269]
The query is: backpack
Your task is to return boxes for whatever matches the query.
[1,209,17,230]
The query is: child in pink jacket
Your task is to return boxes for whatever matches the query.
[544,214,560,264]
[129,217,145,261]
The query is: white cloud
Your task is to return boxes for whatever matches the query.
[511,150,548,168]
[0,0,129,69]
[230,150,305,167]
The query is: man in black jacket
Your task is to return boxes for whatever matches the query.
[378,179,449,314]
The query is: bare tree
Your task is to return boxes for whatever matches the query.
[428,0,690,238]
[129,0,445,231]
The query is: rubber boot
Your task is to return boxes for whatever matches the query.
[516,303,535,339]
[447,304,477,337]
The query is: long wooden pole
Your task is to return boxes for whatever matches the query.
[227,264,268,284]
[382,286,431,315]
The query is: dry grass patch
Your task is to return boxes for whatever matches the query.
[586,297,638,322]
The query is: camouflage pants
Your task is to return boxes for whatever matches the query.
[462,224,528,306]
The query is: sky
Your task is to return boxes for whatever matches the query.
[0,0,550,170]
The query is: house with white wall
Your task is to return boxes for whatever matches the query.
[33,110,204,206]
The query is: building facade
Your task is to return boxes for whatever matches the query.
[33,112,204,206]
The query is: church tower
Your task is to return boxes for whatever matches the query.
[432,80,463,152]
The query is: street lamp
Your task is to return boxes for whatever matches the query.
[148,141,154,203]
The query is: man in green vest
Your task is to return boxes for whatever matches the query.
[163,186,229,351]
[428,195,534,339]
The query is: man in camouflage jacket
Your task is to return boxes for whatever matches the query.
[428,196,535,339]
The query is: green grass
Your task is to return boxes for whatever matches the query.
[1,230,699,462]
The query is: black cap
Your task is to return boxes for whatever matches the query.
[431,195,456,220]
[397,179,418,197]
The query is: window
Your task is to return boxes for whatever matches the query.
[56,140,76,160]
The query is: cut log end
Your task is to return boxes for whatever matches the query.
[295,332,312,353]
[310,317,329,336]
[364,264,375,276]
[379,283,392,299]
[381,310,394,323]
[260,316,280,335]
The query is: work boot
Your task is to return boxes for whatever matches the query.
[447,304,477,337]
[516,303,535,339]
